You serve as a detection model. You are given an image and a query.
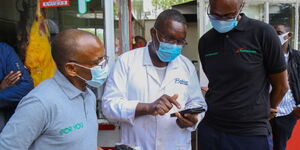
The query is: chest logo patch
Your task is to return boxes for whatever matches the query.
[235,48,257,54]
[175,78,188,85]
[205,52,220,57]
[59,122,84,135]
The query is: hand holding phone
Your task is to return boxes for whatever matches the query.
[170,107,205,117]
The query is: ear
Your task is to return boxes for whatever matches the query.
[65,63,77,77]
[150,27,156,42]
[287,32,293,40]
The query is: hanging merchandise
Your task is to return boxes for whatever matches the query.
[25,0,56,87]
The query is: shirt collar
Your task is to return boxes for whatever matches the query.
[143,41,178,69]
[143,42,153,66]
[288,46,293,55]
[235,13,249,32]
[53,70,87,100]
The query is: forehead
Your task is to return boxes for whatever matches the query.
[73,37,104,62]
[210,0,241,13]
[159,19,187,37]
[274,25,287,32]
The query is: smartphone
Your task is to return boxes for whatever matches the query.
[170,107,205,117]
[15,62,23,79]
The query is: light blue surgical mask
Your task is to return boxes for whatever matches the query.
[155,29,183,62]
[210,17,238,33]
[75,63,109,88]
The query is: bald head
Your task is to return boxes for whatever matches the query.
[209,0,244,21]
[51,29,104,72]
[210,0,244,7]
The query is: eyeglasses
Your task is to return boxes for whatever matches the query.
[97,56,109,69]
[69,56,109,69]
[207,2,244,20]
[155,28,188,46]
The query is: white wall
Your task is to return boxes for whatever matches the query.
[144,20,155,42]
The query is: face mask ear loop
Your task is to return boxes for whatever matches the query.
[72,63,91,82]
[151,28,160,51]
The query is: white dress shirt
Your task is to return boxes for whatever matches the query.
[102,44,207,150]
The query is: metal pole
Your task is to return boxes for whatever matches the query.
[196,1,208,150]
[104,0,115,67]
[119,0,130,53]
[264,2,269,24]
[197,0,205,37]
[294,2,299,50]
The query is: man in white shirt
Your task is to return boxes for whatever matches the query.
[270,24,300,150]
[102,9,207,150]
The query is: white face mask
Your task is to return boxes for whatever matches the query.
[74,63,109,88]
[278,32,289,45]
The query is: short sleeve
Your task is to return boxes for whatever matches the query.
[0,96,47,149]
[261,25,286,74]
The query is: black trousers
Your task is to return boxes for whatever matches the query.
[197,121,273,150]
[270,113,297,150]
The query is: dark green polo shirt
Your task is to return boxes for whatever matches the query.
[198,14,286,136]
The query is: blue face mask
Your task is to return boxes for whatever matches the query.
[75,63,109,88]
[210,17,238,33]
[155,30,183,62]
[156,42,182,62]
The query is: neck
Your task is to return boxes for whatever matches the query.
[283,44,289,54]
[148,42,168,67]
[68,76,87,91]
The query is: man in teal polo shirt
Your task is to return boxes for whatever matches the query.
[0,29,109,150]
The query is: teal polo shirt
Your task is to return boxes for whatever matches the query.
[0,71,98,150]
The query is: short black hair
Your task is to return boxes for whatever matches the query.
[274,24,291,32]
[154,9,187,30]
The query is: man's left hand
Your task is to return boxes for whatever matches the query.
[175,113,198,128]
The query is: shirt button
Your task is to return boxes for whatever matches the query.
[226,35,229,38]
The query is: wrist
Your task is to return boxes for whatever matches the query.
[136,103,153,117]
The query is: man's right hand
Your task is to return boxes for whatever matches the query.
[148,94,181,115]
[268,108,278,120]
[0,71,22,90]
[293,107,300,119]
[135,94,181,117]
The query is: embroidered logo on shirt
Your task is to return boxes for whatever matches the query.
[235,48,257,53]
[59,122,84,135]
[205,52,220,57]
[175,78,188,85]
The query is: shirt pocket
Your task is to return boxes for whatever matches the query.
[165,78,189,108]
[203,51,224,75]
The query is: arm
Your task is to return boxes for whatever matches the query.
[0,97,47,149]
[262,25,288,118]
[102,56,181,125]
[102,57,139,125]
[176,69,207,130]
[0,44,33,102]
[268,71,288,109]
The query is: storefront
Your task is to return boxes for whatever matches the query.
[0,0,119,149]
